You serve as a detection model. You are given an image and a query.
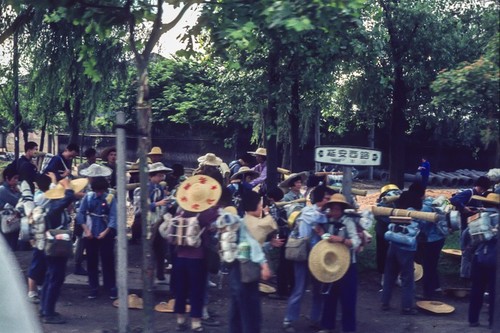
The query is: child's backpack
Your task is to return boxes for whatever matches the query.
[345,209,374,253]
[160,213,205,247]
[215,209,241,263]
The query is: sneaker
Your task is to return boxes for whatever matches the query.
[282,322,296,333]
[109,288,118,300]
[88,289,98,299]
[74,266,88,276]
[208,280,217,288]
[201,316,221,327]
[28,294,40,304]
[43,314,66,324]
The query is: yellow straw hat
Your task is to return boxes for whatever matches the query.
[197,153,223,167]
[308,240,350,283]
[324,193,352,210]
[147,146,163,156]
[279,171,308,188]
[230,166,259,180]
[380,184,400,194]
[154,299,191,313]
[112,294,144,309]
[176,175,222,212]
[258,283,276,294]
[248,147,267,156]
[44,178,89,199]
[416,301,455,314]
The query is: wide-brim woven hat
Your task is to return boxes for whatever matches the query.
[414,262,423,282]
[147,146,163,156]
[416,301,455,314]
[176,175,222,212]
[230,166,259,180]
[471,193,500,205]
[128,160,140,174]
[259,283,276,294]
[308,240,350,283]
[197,153,223,167]
[148,162,172,174]
[248,147,267,156]
[154,299,191,313]
[112,294,144,309]
[44,178,89,199]
[79,163,113,177]
[279,171,308,188]
[323,193,352,210]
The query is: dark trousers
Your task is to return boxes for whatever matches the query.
[28,248,47,285]
[382,244,415,310]
[84,235,116,291]
[152,223,167,280]
[421,238,445,297]
[376,232,390,274]
[276,247,294,296]
[173,257,207,318]
[131,214,142,242]
[228,261,261,333]
[320,263,357,332]
[40,256,68,316]
[468,256,496,326]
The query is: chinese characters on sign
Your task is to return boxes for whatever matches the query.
[315,146,382,166]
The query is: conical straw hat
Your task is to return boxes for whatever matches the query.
[176,175,222,212]
[112,294,144,309]
[154,299,191,313]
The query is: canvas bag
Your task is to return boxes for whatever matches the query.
[239,260,261,283]
[284,210,308,261]
[44,229,73,257]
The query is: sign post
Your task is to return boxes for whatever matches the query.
[314,146,382,205]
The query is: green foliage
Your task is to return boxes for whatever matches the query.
[431,33,499,149]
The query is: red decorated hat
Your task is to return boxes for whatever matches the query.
[175,175,222,212]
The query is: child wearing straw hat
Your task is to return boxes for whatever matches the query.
[228,190,272,333]
[77,176,117,300]
[169,175,222,332]
[315,193,361,333]
[282,185,335,333]
[40,177,87,324]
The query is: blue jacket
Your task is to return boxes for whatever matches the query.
[45,190,75,230]
[77,191,117,237]
[43,154,72,181]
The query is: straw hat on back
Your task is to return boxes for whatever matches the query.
[44,178,89,199]
[308,240,350,283]
[176,175,222,212]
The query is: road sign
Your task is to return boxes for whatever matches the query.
[315,146,382,166]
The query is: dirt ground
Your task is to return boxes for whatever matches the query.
[12,182,493,333]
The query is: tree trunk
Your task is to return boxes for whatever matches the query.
[136,59,154,333]
[388,63,406,188]
[265,40,280,192]
[40,114,47,152]
[289,67,300,172]
[13,29,20,159]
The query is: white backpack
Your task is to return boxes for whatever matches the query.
[160,213,205,248]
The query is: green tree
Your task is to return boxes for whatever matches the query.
[431,34,500,165]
